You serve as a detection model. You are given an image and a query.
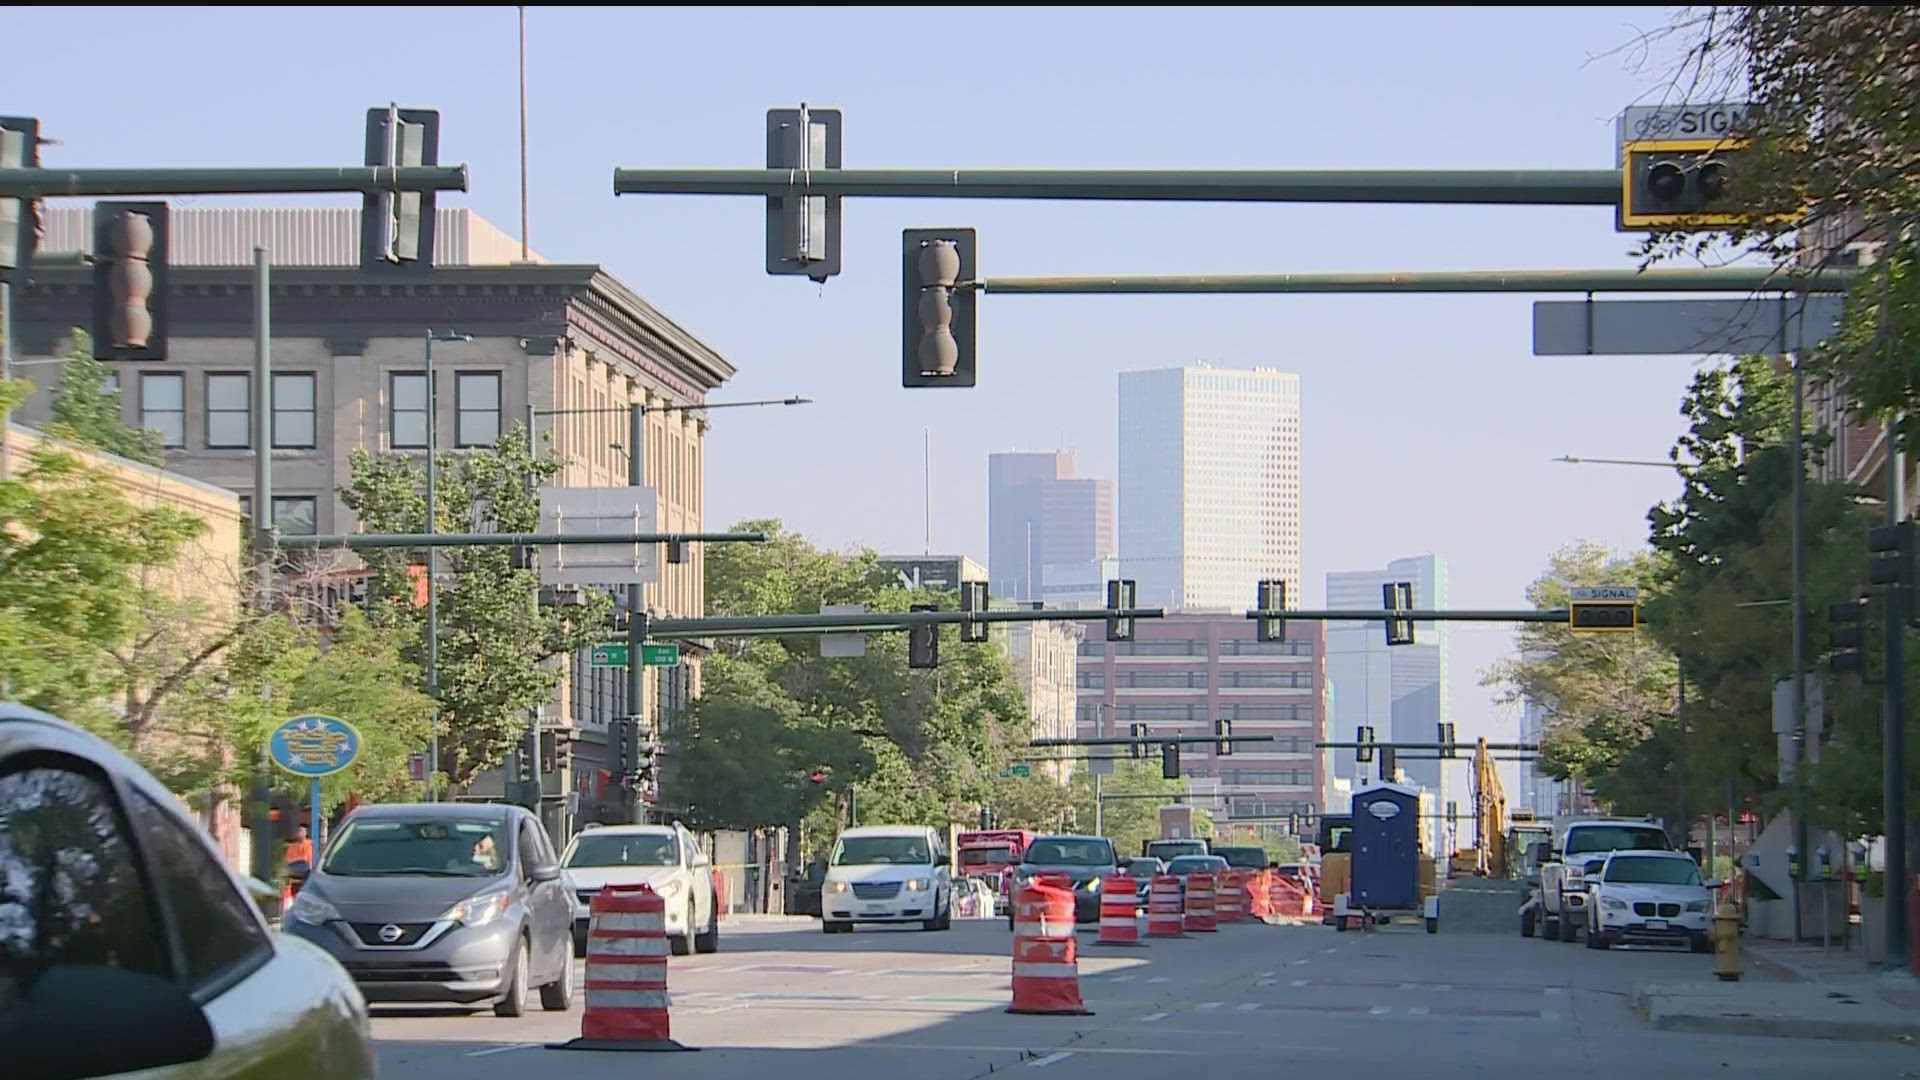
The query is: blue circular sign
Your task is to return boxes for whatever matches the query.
[268,714,363,778]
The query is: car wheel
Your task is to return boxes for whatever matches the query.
[1558,895,1579,942]
[539,932,575,1011]
[494,937,531,1018]
[672,902,695,956]
[1521,907,1536,938]
[572,923,589,956]
[823,920,851,934]
[695,896,720,954]
[1585,912,1610,950]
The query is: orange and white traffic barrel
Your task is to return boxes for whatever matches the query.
[550,883,693,1053]
[1008,877,1093,1016]
[1146,873,1185,938]
[1095,872,1144,946]
[1249,870,1272,922]
[1183,871,1217,932]
[1216,869,1246,923]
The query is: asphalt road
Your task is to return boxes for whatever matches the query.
[372,917,1918,1078]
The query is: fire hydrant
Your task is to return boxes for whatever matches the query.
[1712,898,1742,982]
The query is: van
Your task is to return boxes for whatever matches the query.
[821,825,953,933]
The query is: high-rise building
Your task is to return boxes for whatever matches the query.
[987,451,1114,606]
[1117,366,1300,612]
[1324,555,1449,850]
[1518,692,1563,818]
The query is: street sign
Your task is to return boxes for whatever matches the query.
[407,753,427,783]
[820,603,868,659]
[591,643,630,668]
[537,486,659,587]
[642,643,681,667]
[1569,586,1640,602]
[1533,296,1844,357]
[1617,102,1753,162]
[1088,756,1115,777]
[267,715,362,779]
[1001,764,1031,779]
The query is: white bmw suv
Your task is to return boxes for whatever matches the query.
[822,825,953,933]
[1586,849,1716,952]
[560,822,719,957]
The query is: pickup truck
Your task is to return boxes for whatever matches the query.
[1522,818,1675,942]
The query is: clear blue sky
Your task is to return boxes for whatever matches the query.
[10,5,1703,788]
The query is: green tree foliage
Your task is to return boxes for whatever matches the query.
[668,519,1033,837]
[1067,760,1190,861]
[1482,542,1675,799]
[340,426,611,788]
[984,771,1076,831]
[44,328,163,465]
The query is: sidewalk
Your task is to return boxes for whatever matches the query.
[1633,937,1920,1044]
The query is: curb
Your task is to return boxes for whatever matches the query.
[1644,1007,1920,1044]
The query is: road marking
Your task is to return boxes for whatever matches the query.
[1141,1012,1168,1023]
[464,1043,537,1058]
[1257,970,1275,977]
[1433,984,1452,991]
[1545,987,1565,994]
[1028,1052,1075,1068]
[1255,979,1275,987]
[1399,982,1418,990]
[1147,976,1169,984]
[1237,1002,1261,1012]
[1110,974,1135,982]
[1198,1001,1223,1010]
[1369,1006,1390,1016]
[1289,959,1309,966]
[1289,979,1309,987]
[1322,947,1337,953]
[1409,1006,1430,1016]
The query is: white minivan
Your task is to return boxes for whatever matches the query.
[822,825,953,933]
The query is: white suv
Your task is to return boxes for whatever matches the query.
[822,825,953,933]
[1585,850,1716,952]
[1530,819,1673,943]
[561,822,719,956]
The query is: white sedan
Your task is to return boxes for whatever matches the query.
[1586,850,1716,952]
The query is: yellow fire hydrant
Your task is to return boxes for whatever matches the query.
[1712,898,1742,982]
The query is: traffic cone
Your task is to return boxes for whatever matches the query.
[1094,872,1144,946]
[1183,871,1217,932]
[550,883,696,1052]
[1146,873,1185,938]
[1008,877,1092,1016]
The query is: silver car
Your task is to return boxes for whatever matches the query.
[281,802,575,1016]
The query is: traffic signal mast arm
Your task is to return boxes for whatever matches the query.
[275,529,766,550]
[1245,607,1578,623]
[645,606,1165,639]
[978,266,1852,296]
[0,165,469,198]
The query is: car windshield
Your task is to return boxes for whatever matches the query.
[960,845,1015,866]
[322,818,509,877]
[1025,839,1114,866]
[1214,847,1267,868]
[1167,856,1225,875]
[1126,859,1163,878]
[1604,857,1703,886]
[566,832,677,868]
[1565,826,1672,856]
[833,836,931,865]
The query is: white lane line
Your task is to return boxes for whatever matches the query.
[1257,970,1276,977]
[1289,959,1309,966]
[1236,1002,1261,1012]
[1542,1012,1563,1021]
[1432,984,1452,991]
[1256,978,1275,987]
[1289,979,1309,987]
[464,1043,537,1058]
[1369,1006,1390,1016]
[1409,1006,1430,1016]
[1141,1012,1169,1023]
[1399,982,1418,990]
[1028,1052,1075,1068]
[1110,974,1135,982]
[1147,976,1170,984]
[1198,1001,1223,1010]
[1545,987,1565,995]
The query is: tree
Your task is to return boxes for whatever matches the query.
[44,328,163,466]
[984,772,1075,831]
[341,426,612,788]
[1069,760,1188,860]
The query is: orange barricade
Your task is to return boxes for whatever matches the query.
[1216,870,1246,923]
[1008,877,1093,1016]
[1095,872,1144,946]
[1269,875,1309,919]
[550,883,693,1053]
[1248,871,1271,922]
[1183,872,1217,932]
[1146,873,1185,937]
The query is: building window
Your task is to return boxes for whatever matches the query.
[1221,638,1313,657]
[1115,703,1204,724]
[272,496,317,537]
[1116,671,1204,690]
[274,373,317,450]
[390,372,428,449]
[205,373,250,449]
[140,373,185,448]
[1076,670,1105,690]
[456,373,502,448]
[1226,704,1312,723]
[1221,671,1311,689]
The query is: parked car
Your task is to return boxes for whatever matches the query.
[1585,850,1717,953]
[281,801,574,1017]
[0,701,376,1079]
[560,822,719,956]
[1527,818,1674,942]
[787,859,826,918]
[821,825,953,932]
[1010,834,1120,924]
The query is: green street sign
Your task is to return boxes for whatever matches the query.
[642,643,681,668]
[1001,764,1030,779]
[590,643,629,668]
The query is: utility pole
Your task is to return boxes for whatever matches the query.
[247,247,275,884]
[1887,413,1910,973]
[628,402,648,823]
[1790,344,1811,946]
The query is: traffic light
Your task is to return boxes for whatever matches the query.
[1215,718,1234,757]
[1618,139,1748,231]
[1382,581,1415,646]
[1105,579,1137,642]
[1568,596,1640,632]
[1255,579,1287,642]
[1161,741,1181,781]
[0,116,41,281]
[901,227,978,388]
[809,768,829,786]
[1378,746,1398,782]
[611,716,637,777]
[361,106,441,268]
[765,105,841,281]
[666,540,687,565]
[551,731,573,772]
[91,201,169,361]
[960,580,990,643]
[267,789,300,843]
[908,603,939,669]
[1828,596,1867,676]
[1356,725,1376,764]
[1129,722,1148,760]
[1438,722,1457,759]
[514,748,533,784]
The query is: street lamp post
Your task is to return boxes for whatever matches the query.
[423,329,472,801]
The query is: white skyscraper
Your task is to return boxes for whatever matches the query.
[1117,366,1301,612]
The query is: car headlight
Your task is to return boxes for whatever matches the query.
[827,880,850,894]
[287,890,342,926]
[440,891,512,928]
[905,878,931,892]
[1601,897,1627,911]
[1686,900,1710,913]
[654,878,685,897]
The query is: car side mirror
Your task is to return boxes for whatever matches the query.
[1704,880,1724,891]
[3,964,216,1080]
[528,862,563,883]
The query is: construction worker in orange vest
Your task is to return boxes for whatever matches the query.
[285,824,314,871]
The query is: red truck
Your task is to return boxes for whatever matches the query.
[957,829,1035,915]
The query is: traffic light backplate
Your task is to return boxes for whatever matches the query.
[1618,138,1749,231]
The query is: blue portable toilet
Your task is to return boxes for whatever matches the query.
[1350,782,1421,910]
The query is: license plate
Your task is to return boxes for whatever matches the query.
[1646,918,1668,930]
[863,904,888,914]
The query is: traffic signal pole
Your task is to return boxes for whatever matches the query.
[978,267,1851,296]
[0,165,469,198]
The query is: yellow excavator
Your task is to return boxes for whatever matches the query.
[1449,738,1511,877]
